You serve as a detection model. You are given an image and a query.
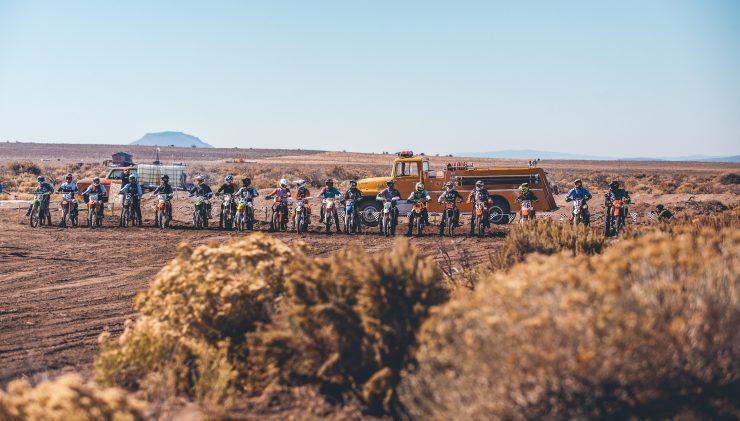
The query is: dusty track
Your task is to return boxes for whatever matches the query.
[0,201,505,386]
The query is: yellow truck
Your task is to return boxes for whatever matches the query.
[355,151,558,226]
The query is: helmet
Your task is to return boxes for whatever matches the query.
[656,204,664,210]
[195,175,204,182]
[386,179,395,186]
[66,173,73,180]
[129,175,136,182]
[415,182,424,192]
[93,177,101,184]
[609,181,619,189]
[242,177,251,186]
[349,180,357,188]
[225,175,233,182]
[519,182,529,191]
[325,178,334,186]
[37,176,45,182]
[297,179,307,188]
[574,178,582,185]
[445,181,454,189]
[475,180,484,189]
[161,174,170,181]
[279,178,289,188]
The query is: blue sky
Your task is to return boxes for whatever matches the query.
[0,0,738,156]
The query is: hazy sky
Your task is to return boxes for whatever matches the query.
[1,0,738,157]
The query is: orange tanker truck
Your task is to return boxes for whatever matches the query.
[355,151,558,226]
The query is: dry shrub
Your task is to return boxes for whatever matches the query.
[719,173,740,185]
[96,234,445,414]
[0,374,147,421]
[399,227,740,420]
[498,219,605,268]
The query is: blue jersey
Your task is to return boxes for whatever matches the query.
[83,184,107,195]
[120,182,143,198]
[566,187,592,201]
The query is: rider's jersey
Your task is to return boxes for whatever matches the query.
[438,189,463,204]
[190,184,213,198]
[295,186,310,199]
[268,187,291,200]
[217,183,236,195]
[83,184,108,197]
[236,186,259,200]
[658,208,673,221]
[58,182,79,198]
[343,188,362,203]
[566,187,592,201]
[605,188,631,205]
[467,188,491,204]
[516,190,538,203]
[152,183,173,195]
[120,182,143,198]
[407,190,431,203]
[319,186,341,199]
[36,182,54,202]
[377,187,401,202]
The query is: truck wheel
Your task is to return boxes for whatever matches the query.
[358,200,380,227]
[489,197,511,224]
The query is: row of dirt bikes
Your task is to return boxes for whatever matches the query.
[26,191,631,237]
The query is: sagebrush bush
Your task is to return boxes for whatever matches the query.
[498,219,605,268]
[0,374,147,421]
[399,227,740,420]
[96,234,446,414]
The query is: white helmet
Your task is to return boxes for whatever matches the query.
[279,178,289,188]
[297,179,307,188]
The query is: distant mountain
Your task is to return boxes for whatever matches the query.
[131,131,213,148]
[461,149,740,162]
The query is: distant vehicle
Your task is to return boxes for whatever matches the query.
[77,164,189,199]
[355,151,558,226]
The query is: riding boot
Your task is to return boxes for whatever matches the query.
[219,213,223,229]
[26,206,32,216]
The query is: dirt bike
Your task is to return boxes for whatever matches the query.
[87,193,104,228]
[235,196,254,232]
[270,196,289,232]
[154,193,173,229]
[378,196,399,236]
[519,200,534,224]
[412,202,426,237]
[60,193,78,228]
[470,201,489,237]
[192,195,209,229]
[119,193,133,227]
[28,192,50,228]
[292,197,311,234]
[343,197,362,235]
[605,199,627,236]
[571,198,589,226]
[440,202,458,237]
[221,194,235,230]
[322,197,339,234]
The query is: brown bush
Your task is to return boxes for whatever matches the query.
[496,219,605,269]
[399,228,740,420]
[719,173,740,185]
[0,374,147,421]
[96,235,446,414]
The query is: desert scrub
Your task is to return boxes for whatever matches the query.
[97,235,446,414]
[399,227,740,420]
[498,219,605,268]
[0,374,147,421]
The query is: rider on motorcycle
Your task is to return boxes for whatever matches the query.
[293,179,311,224]
[216,175,237,228]
[565,178,592,224]
[151,175,174,195]
[119,175,143,225]
[189,175,213,218]
[406,182,431,236]
[57,173,79,227]
[318,178,342,232]
[467,180,493,234]
[438,181,463,233]
[27,175,54,225]
[516,182,539,214]
[265,178,291,231]
[82,177,108,219]
[342,180,363,233]
[236,177,259,202]
[656,204,673,222]
[604,180,631,207]
[376,179,401,233]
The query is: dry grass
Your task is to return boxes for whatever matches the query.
[0,374,147,421]
[398,226,740,420]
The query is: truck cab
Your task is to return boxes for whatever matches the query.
[356,151,558,226]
